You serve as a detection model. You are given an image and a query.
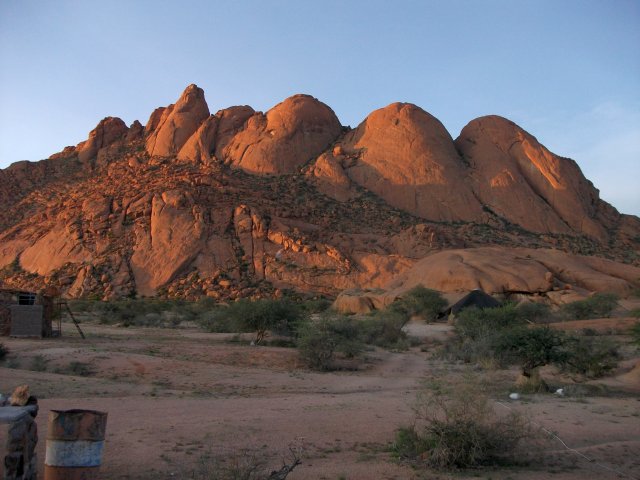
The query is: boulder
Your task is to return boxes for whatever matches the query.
[335,103,483,222]
[456,116,617,240]
[223,94,342,174]
[176,105,256,163]
[76,117,129,163]
[308,152,354,202]
[385,247,640,296]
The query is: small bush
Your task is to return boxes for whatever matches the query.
[359,310,410,350]
[196,308,242,333]
[393,382,536,469]
[185,443,302,480]
[455,304,525,341]
[560,293,619,320]
[494,326,568,376]
[0,343,7,361]
[58,361,95,377]
[232,299,302,343]
[197,299,303,343]
[516,302,553,323]
[72,297,212,327]
[447,304,525,365]
[391,285,447,322]
[560,335,619,378]
[29,355,47,372]
[297,313,364,370]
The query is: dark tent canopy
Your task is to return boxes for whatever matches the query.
[441,289,502,317]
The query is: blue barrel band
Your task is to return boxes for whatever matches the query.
[45,440,105,467]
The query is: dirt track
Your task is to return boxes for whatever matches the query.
[1,321,639,479]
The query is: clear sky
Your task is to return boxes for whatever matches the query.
[1,0,638,215]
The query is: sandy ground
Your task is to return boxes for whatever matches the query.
[1,319,639,480]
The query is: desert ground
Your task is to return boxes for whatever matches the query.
[1,316,639,480]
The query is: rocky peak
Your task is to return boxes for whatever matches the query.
[222,94,342,174]
[176,105,255,164]
[322,102,483,222]
[145,84,210,158]
[76,116,129,163]
[456,115,613,239]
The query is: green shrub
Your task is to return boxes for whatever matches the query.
[359,310,410,350]
[29,355,47,372]
[225,299,302,344]
[560,293,619,320]
[494,326,568,376]
[57,361,95,377]
[194,298,303,341]
[196,309,243,333]
[298,298,332,314]
[449,304,619,379]
[74,297,210,327]
[391,285,447,322]
[559,335,619,378]
[297,313,364,370]
[516,302,553,323]
[455,304,524,341]
[393,382,535,469]
[447,304,525,365]
[629,309,640,319]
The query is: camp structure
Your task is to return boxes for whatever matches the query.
[440,289,502,319]
[0,288,59,338]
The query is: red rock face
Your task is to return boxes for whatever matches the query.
[176,105,255,164]
[145,84,210,157]
[455,116,614,240]
[332,103,483,222]
[223,94,342,174]
[0,85,638,300]
[77,116,129,164]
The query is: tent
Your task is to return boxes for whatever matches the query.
[440,289,501,318]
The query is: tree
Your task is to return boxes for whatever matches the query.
[494,326,567,377]
[225,299,301,344]
[296,313,364,370]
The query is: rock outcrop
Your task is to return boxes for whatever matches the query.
[176,105,255,164]
[385,247,640,297]
[76,116,129,164]
[327,103,483,222]
[145,84,210,158]
[0,85,638,301]
[456,116,617,240]
[223,94,342,174]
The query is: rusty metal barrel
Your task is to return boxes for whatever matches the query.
[44,409,108,480]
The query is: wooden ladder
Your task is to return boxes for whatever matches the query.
[59,301,85,339]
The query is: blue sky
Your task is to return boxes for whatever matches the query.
[1,0,638,215]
